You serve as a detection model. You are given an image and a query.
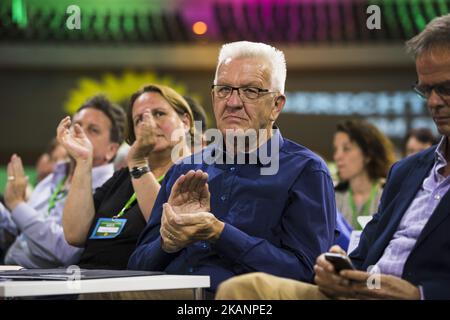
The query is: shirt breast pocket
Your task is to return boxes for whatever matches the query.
[227,198,285,238]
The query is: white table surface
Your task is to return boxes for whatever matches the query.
[0,274,210,298]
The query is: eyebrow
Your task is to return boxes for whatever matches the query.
[219,82,264,87]
[134,107,168,118]
[419,79,450,86]
[74,121,101,129]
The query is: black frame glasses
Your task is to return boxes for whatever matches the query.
[211,85,277,101]
[412,81,450,100]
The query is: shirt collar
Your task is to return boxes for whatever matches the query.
[51,161,114,185]
[207,127,284,167]
[434,136,448,167]
[51,161,70,185]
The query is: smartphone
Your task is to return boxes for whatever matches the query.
[324,253,355,272]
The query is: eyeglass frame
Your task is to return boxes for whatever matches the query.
[412,81,450,100]
[211,84,278,101]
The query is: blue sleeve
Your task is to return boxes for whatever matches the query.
[128,166,180,270]
[334,210,353,251]
[213,166,336,283]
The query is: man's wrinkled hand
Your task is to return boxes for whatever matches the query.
[340,270,420,300]
[314,245,355,299]
[160,203,224,253]
[168,170,210,214]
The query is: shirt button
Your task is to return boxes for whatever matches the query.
[434,194,441,200]
[202,242,208,249]
[220,195,227,201]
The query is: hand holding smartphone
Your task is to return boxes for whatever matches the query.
[324,252,355,272]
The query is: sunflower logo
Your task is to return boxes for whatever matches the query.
[64,71,199,114]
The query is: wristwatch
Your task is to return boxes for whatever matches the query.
[129,165,150,179]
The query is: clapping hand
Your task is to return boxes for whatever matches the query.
[168,170,210,214]
[56,116,93,163]
[161,170,225,253]
[127,111,157,167]
[4,154,28,211]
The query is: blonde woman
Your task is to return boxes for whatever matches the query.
[59,84,194,269]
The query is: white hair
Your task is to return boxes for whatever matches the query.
[214,41,287,94]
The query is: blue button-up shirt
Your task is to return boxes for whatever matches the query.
[0,161,114,268]
[128,130,336,291]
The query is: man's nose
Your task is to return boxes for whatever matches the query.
[226,89,244,108]
[427,89,446,109]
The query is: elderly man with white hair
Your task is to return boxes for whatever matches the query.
[128,41,336,296]
[216,14,450,300]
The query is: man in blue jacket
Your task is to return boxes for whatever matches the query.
[128,41,336,294]
[215,14,450,300]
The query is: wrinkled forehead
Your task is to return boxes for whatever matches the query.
[217,56,272,85]
[416,48,450,82]
[132,92,172,116]
[73,107,110,126]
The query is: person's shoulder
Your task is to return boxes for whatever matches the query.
[101,167,129,185]
[281,138,329,172]
[175,145,214,169]
[393,146,436,173]
[32,163,66,192]
[35,172,55,188]
[160,147,213,185]
[384,146,436,187]
[113,166,130,177]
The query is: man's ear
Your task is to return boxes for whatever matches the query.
[105,142,120,163]
[270,95,286,121]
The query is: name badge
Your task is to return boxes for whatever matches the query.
[89,218,127,239]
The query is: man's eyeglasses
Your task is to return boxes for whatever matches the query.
[412,81,450,100]
[211,85,277,101]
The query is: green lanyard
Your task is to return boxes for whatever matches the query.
[47,176,67,214]
[348,183,378,230]
[113,174,165,219]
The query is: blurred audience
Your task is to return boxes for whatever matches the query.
[333,120,395,229]
[0,95,124,268]
[404,127,438,157]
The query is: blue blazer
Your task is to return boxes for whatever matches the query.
[349,146,450,300]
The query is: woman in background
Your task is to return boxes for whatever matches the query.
[59,84,194,269]
[333,120,395,230]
